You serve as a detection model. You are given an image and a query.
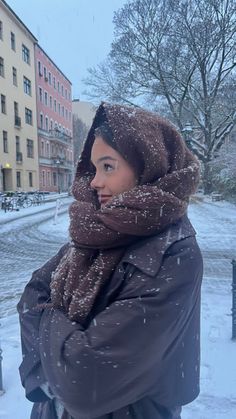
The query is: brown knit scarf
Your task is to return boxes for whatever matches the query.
[50,103,200,325]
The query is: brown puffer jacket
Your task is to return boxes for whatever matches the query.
[18,216,202,419]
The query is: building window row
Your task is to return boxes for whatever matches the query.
[16,171,34,188]
[37,60,71,100]
[1,95,33,126]
[0,22,31,67]
[40,139,73,162]
[0,23,31,64]
[2,130,34,159]
[41,170,57,188]
[38,87,71,121]
[39,113,72,136]
[0,58,32,90]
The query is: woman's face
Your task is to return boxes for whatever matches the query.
[90,136,137,206]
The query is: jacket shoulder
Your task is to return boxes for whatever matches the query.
[122,215,200,276]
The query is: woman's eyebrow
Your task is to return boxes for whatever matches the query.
[93,156,117,164]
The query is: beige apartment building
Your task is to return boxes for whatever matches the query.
[0,0,39,192]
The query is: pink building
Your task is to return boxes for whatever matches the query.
[35,44,73,192]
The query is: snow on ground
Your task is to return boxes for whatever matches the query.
[0,197,236,418]
[0,193,69,225]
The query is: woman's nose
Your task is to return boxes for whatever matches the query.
[90,172,104,189]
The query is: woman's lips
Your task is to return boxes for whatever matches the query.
[99,195,112,204]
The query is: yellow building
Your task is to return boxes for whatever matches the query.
[0,0,39,192]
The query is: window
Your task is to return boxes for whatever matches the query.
[44,67,47,80]
[23,76,31,95]
[44,91,48,106]
[42,171,45,187]
[39,87,43,102]
[65,89,67,99]
[0,21,3,40]
[16,172,21,188]
[16,136,20,153]
[61,85,64,96]
[38,61,42,76]
[62,106,64,117]
[47,171,50,187]
[58,103,61,115]
[49,95,52,109]
[11,32,15,50]
[69,111,71,121]
[68,90,71,100]
[1,94,6,114]
[29,172,33,187]
[3,130,8,152]
[40,114,44,129]
[57,81,60,92]
[14,101,21,126]
[27,139,34,158]
[25,108,33,125]
[45,116,49,131]
[41,140,45,156]
[53,172,57,186]
[0,57,4,77]
[22,44,30,64]
[48,72,52,85]
[53,76,56,89]
[65,109,68,120]
[12,66,17,85]
[14,101,19,116]
[54,99,57,112]
[50,119,53,130]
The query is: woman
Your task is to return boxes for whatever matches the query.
[18,102,203,419]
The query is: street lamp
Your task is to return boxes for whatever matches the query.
[182,122,193,149]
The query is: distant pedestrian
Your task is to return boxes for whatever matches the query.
[18,102,203,419]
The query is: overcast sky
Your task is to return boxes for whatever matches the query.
[6,0,127,99]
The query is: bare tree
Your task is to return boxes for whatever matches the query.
[73,116,89,164]
[84,0,236,193]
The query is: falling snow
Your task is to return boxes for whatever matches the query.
[0,196,236,418]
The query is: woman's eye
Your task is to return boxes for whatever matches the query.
[104,163,114,172]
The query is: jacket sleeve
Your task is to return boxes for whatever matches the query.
[38,237,203,418]
[17,243,69,402]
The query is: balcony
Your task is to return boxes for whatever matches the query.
[49,129,72,144]
[15,115,21,128]
[16,151,23,163]
[51,156,65,168]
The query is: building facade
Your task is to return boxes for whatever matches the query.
[35,44,73,193]
[0,0,39,192]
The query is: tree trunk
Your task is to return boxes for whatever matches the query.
[202,161,214,194]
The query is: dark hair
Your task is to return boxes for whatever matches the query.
[94,123,118,151]
[94,122,142,181]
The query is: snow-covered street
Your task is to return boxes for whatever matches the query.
[0,196,236,419]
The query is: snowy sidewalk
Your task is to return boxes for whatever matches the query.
[0,198,236,418]
[0,192,70,225]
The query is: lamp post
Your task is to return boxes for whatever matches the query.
[182,122,193,149]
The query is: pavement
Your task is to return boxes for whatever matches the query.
[0,192,71,225]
